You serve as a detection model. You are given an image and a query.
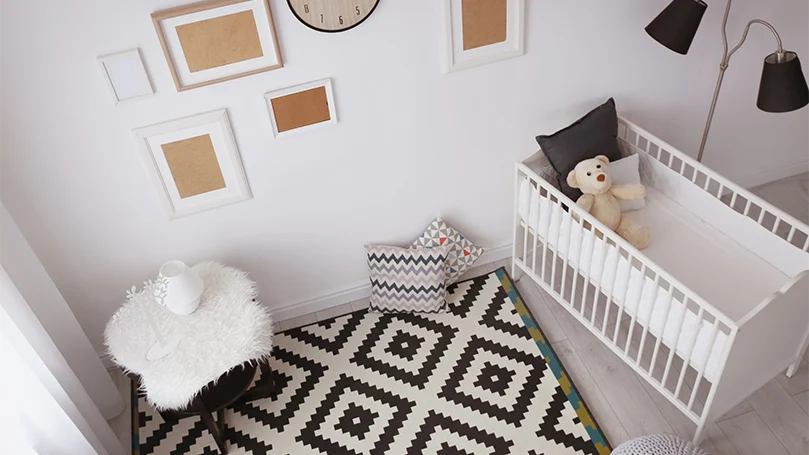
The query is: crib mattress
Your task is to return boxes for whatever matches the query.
[518,181,789,382]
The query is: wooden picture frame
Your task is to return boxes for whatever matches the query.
[152,0,283,91]
[133,109,252,219]
[98,48,154,104]
[264,78,337,138]
[443,0,525,73]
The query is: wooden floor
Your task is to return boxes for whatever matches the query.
[108,172,809,454]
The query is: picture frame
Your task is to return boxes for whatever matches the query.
[98,48,154,104]
[133,109,252,219]
[264,78,337,138]
[442,0,525,73]
[152,0,283,92]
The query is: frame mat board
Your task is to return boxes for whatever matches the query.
[161,134,227,199]
[270,86,331,133]
[175,10,264,73]
[129,267,611,454]
[461,0,508,50]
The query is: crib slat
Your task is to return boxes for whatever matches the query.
[531,214,539,276]
[570,219,587,316]
[522,187,530,270]
[635,274,661,366]
[787,226,796,243]
[803,236,809,252]
[662,297,689,387]
[560,202,575,302]
[549,197,562,295]
[648,285,674,375]
[611,255,635,345]
[691,170,699,184]
[624,264,647,356]
[771,218,781,235]
[743,200,752,216]
[716,183,724,199]
[590,231,609,326]
[703,176,711,191]
[757,207,767,224]
[679,160,686,176]
[675,307,705,400]
[601,243,623,336]
[729,192,738,209]
[688,318,720,411]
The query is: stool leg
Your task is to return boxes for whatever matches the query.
[198,404,228,455]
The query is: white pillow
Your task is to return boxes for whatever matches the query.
[610,154,645,212]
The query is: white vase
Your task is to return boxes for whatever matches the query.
[158,261,204,316]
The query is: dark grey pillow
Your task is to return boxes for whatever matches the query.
[536,98,623,201]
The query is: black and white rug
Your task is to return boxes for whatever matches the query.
[132,268,611,455]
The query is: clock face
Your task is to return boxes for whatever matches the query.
[287,0,380,33]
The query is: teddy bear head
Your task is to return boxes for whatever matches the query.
[567,155,612,195]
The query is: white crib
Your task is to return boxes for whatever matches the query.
[511,117,809,444]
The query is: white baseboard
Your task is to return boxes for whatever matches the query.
[271,243,513,322]
[733,159,809,189]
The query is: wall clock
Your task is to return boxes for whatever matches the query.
[288,0,380,33]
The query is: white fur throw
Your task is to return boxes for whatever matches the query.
[104,262,273,410]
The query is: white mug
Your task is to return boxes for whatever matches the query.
[158,261,204,316]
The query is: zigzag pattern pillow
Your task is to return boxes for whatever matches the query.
[365,245,449,313]
[412,217,485,284]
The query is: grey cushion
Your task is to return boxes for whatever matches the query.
[536,98,623,201]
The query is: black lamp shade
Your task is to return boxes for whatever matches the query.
[757,52,809,113]
[646,0,707,55]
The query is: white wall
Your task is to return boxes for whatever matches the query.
[1,0,807,350]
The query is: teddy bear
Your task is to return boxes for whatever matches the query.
[566,155,651,250]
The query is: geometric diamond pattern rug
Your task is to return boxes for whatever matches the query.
[131,267,612,454]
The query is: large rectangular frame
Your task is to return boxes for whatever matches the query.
[152,0,283,91]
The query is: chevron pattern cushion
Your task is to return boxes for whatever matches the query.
[365,245,449,313]
[411,217,485,284]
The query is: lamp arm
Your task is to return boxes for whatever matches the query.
[725,19,784,66]
[697,0,785,162]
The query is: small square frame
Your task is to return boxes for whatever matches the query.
[98,48,154,104]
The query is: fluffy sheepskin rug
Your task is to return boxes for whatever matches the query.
[104,261,273,410]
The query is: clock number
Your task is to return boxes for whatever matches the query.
[320,13,323,23]
[303,4,308,13]
[339,15,343,25]
[356,6,360,15]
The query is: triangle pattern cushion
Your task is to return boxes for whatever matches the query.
[411,217,485,284]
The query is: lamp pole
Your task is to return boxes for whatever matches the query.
[697,0,784,162]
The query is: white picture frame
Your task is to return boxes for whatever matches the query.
[133,109,251,219]
[443,0,525,73]
[152,0,283,92]
[98,48,153,104]
[264,78,338,139]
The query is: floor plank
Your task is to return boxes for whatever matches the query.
[746,379,809,455]
[776,360,809,396]
[515,277,567,344]
[541,285,673,440]
[794,391,809,415]
[700,422,742,455]
[716,400,754,422]
[551,339,630,444]
[718,411,790,455]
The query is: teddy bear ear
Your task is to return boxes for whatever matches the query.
[567,170,579,188]
[595,155,610,165]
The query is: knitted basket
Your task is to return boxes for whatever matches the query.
[612,434,708,455]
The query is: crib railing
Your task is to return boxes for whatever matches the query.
[618,118,809,259]
[512,163,739,442]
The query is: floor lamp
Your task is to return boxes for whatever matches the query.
[645,0,809,162]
